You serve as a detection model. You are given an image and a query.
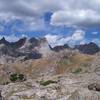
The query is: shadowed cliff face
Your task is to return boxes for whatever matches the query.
[52,44,70,52]
[74,42,100,55]
[51,42,100,54]
[0,37,50,61]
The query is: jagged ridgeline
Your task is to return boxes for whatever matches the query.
[0,37,99,59]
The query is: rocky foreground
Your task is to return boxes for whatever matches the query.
[0,52,100,100]
[0,72,100,100]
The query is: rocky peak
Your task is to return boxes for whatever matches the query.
[19,37,39,52]
[10,37,27,49]
[63,44,70,48]
[75,42,100,55]
[52,44,70,52]
[0,37,9,45]
[37,38,53,57]
[1,37,5,41]
[39,37,47,43]
[29,37,38,44]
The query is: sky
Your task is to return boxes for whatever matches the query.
[0,0,100,46]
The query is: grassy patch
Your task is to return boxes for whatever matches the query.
[10,73,26,82]
[40,80,57,86]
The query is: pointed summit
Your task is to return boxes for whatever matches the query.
[0,37,9,45]
[1,37,5,41]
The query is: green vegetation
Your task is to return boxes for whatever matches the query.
[40,80,57,86]
[10,73,18,82]
[18,74,25,81]
[72,68,82,74]
[10,73,26,82]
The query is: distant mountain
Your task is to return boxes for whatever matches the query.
[0,37,27,49]
[0,37,41,60]
[0,37,9,45]
[10,37,27,49]
[0,38,24,57]
[0,37,51,61]
[74,42,100,55]
[0,37,99,63]
[52,42,100,54]
[52,44,70,52]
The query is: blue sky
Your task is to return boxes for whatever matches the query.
[0,0,100,46]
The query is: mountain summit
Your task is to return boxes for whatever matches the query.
[0,37,9,45]
[75,42,100,55]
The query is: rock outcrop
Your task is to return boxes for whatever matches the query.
[75,42,100,55]
[0,37,52,63]
[52,44,70,52]
[1,73,100,100]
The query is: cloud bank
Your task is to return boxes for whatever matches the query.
[0,0,100,27]
[45,29,86,47]
[0,0,99,46]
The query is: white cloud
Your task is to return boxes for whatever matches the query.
[51,10,100,27]
[0,0,100,28]
[45,29,85,47]
[92,32,98,35]
[92,38,100,46]
[45,34,62,46]
[80,40,87,45]
[0,34,28,42]
[0,25,4,32]
[0,34,19,42]
[71,30,85,41]
[0,0,62,22]
[45,34,60,43]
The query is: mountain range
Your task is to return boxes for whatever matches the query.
[0,37,99,58]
